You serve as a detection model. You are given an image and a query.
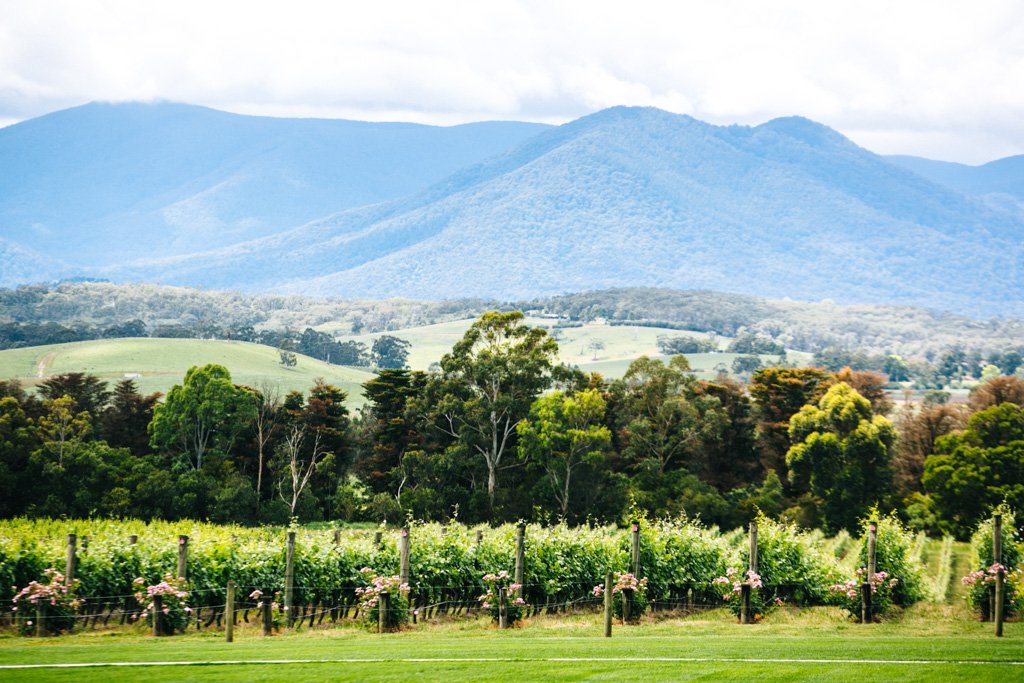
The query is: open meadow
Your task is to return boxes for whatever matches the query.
[0,338,375,406]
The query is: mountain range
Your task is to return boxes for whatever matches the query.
[1,102,1022,316]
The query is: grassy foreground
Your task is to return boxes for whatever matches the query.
[1,606,1020,682]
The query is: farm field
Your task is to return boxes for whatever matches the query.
[0,338,375,406]
[0,608,1021,682]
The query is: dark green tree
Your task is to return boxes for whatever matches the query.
[749,366,831,482]
[923,402,1024,537]
[517,388,611,518]
[149,364,257,470]
[433,311,558,508]
[785,382,896,533]
[38,372,111,420]
[371,335,412,369]
[99,379,161,456]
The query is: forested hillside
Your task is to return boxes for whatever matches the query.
[3,282,1021,359]
[3,104,1023,316]
[0,101,549,272]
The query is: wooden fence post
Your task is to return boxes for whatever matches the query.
[374,530,383,547]
[515,523,526,589]
[861,522,877,623]
[225,581,235,643]
[152,595,163,636]
[285,531,296,628]
[65,534,77,585]
[749,521,759,575]
[399,528,410,586]
[742,520,757,624]
[177,535,188,581]
[128,534,138,545]
[995,514,1005,637]
[603,571,613,638]
[334,529,341,546]
[740,584,751,625]
[867,522,877,578]
[498,587,508,629]
[35,601,45,637]
[262,589,272,636]
[475,530,484,546]
[378,591,389,634]
[631,521,641,576]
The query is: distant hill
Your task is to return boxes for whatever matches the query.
[125,107,1024,316]
[0,101,550,270]
[887,154,1024,203]
[3,282,1023,359]
[4,103,1024,316]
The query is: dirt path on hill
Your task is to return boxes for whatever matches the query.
[36,351,57,378]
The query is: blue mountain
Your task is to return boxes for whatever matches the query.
[119,106,1024,316]
[0,101,550,268]
[3,103,1023,316]
[886,154,1024,211]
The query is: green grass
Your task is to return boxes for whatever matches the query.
[334,317,813,379]
[0,338,376,407]
[0,607,1019,681]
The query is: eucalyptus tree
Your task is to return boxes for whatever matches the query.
[433,311,559,508]
[149,364,257,470]
[517,388,611,518]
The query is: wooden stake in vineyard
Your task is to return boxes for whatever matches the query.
[225,580,235,643]
[994,514,1005,638]
[65,534,76,586]
[399,528,410,586]
[741,520,757,625]
[603,571,613,638]
[285,531,296,627]
[177,535,188,581]
[861,521,877,624]
[514,523,526,587]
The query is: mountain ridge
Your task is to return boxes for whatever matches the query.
[2,102,1022,316]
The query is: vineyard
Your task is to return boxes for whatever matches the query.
[0,514,941,634]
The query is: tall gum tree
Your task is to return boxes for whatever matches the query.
[434,311,558,508]
[149,364,256,470]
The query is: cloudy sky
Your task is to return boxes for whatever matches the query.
[2,0,1022,163]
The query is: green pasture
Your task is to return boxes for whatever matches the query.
[0,606,1020,682]
[335,317,812,378]
[0,338,375,406]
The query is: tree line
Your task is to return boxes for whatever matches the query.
[0,319,412,369]
[1,311,1022,537]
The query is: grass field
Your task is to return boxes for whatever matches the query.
[0,322,811,408]
[334,317,814,378]
[0,606,1019,682]
[0,338,376,407]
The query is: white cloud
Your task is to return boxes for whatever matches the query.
[1,0,1022,162]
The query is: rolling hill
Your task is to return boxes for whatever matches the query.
[0,101,549,272]
[0,338,376,406]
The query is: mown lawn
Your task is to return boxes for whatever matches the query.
[1,606,1020,682]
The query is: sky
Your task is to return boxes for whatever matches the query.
[1,0,1022,163]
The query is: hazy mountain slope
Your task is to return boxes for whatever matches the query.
[887,154,1024,203]
[0,101,550,264]
[0,239,71,287]
[145,106,1022,315]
